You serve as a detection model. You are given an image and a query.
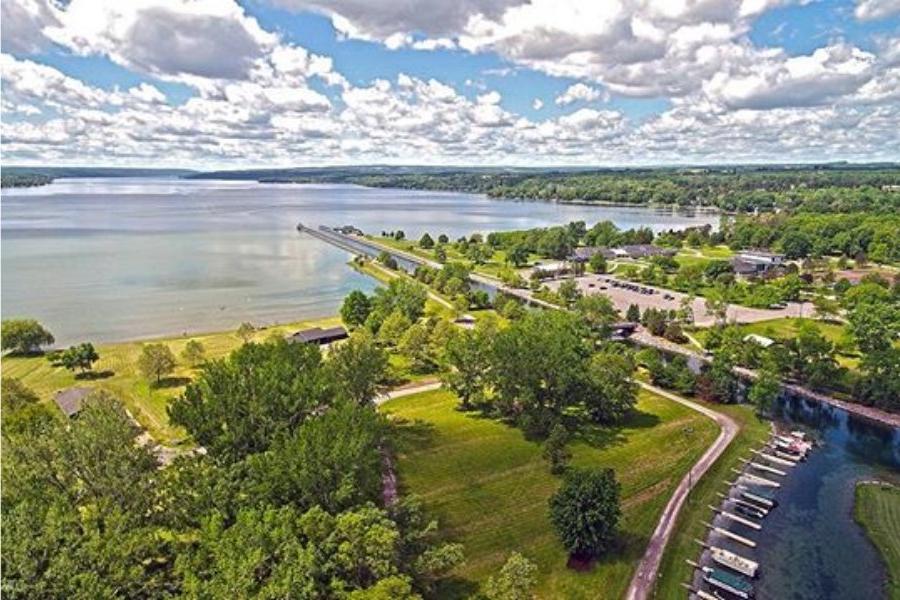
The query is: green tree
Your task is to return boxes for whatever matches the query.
[483,552,538,600]
[236,321,255,343]
[549,468,621,558]
[506,244,529,267]
[441,328,491,410]
[574,294,618,337]
[585,352,637,423]
[181,339,206,367]
[168,338,334,461]
[342,290,373,328]
[378,310,413,347]
[137,343,177,385]
[248,402,385,512]
[542,423,572,474]
[1,319,55,355]
[589,253,607,274]
[749,363,781,415]
[328,330,388,405]
[372,279,427,323]
[1,378,40,413]
[626,303,641,323]
[58,342,100,375]
[419,233,435,249]
[557,280,582,307]
[434,245,447,263]
[537,228,572,259]
[399,322,436,373]
[489,311,590,429]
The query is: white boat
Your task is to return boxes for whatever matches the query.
[710,546,759,578]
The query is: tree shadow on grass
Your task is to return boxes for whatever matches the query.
[152,376,192,389]
[75,370,114,381]
[569,409,661,451]
[389,417,437,454]
[432,576,480,600]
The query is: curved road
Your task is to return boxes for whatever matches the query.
[624,381,738,600]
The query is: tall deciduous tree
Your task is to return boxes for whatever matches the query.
[483,552,538,600]
[181,339,206,367]
[328,330,388,405]
[549,468,621,559]
[341,290,373,328]
[168,338,334,462]
[137,343,177,385]
[1,319,55,355]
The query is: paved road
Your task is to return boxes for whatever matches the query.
[375,379,442,405]
[624,382,738,600]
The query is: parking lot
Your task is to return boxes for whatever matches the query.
[546,274,806,326]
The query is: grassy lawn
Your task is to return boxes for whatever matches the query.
[855,483,900,600]
[692,317,850,347]
[1,316,342,445]
[653,403,770,599]
[382,388,719,599]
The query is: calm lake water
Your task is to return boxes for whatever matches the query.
[2,178,719,344]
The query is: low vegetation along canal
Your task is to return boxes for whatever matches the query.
[749,396,899,599]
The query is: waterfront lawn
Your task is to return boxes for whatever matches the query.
[855,483,900,600]
[1,317,342,445]
[382,388,718,599]
[653,403,770,599]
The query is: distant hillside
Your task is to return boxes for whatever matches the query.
[2,166,197,179]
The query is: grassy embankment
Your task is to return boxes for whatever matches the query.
[1,317,342,445]
[383,387,719,599]
[652,402,770,598]
[855,482,900,600]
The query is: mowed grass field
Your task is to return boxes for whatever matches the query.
[382,388,719,599]
[855,483,900,600]
[1,316,342,445]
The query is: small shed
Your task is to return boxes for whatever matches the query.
[287,326,349,345]
[54,387,93,418]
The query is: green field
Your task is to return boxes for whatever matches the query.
[692,317,850,347]
[1,317,342,445]
[855,483,900,600]
[652,402,769,598]
[382,388,719,599]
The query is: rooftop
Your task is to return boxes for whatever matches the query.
[54,387,93,418]
[287,325,348,345]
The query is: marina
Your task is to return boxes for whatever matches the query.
[685,430,814,598]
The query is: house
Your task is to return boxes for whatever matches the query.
[732,250,786,278]
[569,246,617,262]
[736,250,785,266]
[531,261,570,278]
[287,326,349,345]
[54,387,93,418]
[619,245,677,259]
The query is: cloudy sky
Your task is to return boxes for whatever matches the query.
[2,0,899,168]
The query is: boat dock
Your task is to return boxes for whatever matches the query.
[683,430,815,598]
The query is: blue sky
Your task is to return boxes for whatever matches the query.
[1,0,898,167]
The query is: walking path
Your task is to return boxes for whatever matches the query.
[625,381,738,600]
[376,379,441,405]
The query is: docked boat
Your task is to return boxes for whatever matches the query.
[702,566,754,599]
[709,546,759,578]
[734,503,767,520]
[740,486,778,508]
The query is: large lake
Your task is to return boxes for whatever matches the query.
[2,178,719,344]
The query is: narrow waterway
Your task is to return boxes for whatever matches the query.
[706,395,900,600]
